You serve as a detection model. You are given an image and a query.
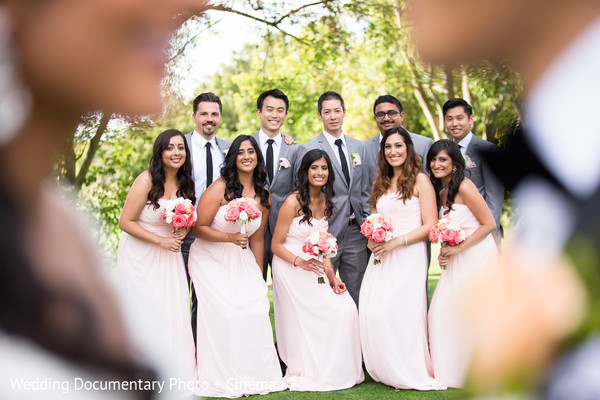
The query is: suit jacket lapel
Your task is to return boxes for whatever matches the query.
[346,137,356,187]
[272,141,291,187]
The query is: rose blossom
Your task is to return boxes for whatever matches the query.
[441,228,455,243]
[172,214,188,229]
[187,213,196,226]
[225,208,240,221]
[174,202,187,215]
[429,228,440,243]
[381,220,393,231]
[246,204,261,219]
[317,238,330,251]
[372,227,387,242]
[361,222,374,238]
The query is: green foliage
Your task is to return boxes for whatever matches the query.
[78,131,154,264]
[73,0,522,258]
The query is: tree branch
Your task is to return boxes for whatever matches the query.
[204,2,333,44]
[75,113,112,191]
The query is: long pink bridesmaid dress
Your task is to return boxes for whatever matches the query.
[359,194,445,390]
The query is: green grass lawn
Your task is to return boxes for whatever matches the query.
[199,253,462,400]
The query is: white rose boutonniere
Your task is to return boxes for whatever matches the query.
[464,154,476,169]
[279,156,291,170]
[351,152,361,168]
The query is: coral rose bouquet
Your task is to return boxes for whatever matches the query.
[428,218,466,269]
[302,230,338,284]
[360,214,395,265]
[162,197,197,228]
[224,197,262,234]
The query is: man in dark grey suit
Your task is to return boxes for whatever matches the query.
[363,95,433,185]
[252,89,298,280]
[443,98,503,245]
[182,92,231,342]
[295,91,370,305]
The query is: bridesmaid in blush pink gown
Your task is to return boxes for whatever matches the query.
[188,135,286,398]
[426,139,498,388]
[271,149,364,391]
[359,128,445,391]
[117,129,197,383]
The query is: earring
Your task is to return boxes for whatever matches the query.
[452,167,457,173]
[0,8,31,146]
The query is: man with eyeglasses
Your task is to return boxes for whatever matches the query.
[364,95,433,185]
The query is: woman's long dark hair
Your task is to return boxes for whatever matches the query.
[295,149,335,225]
[147,129,195,209]
[371,127,421,208]
[426,139,466,215]
[221,135,270,209]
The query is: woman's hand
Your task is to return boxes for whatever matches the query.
[438,244,462,268]
[440,244,462,258]
[296,258,325,275]
[330,278,347,294]
[228,232,249,248]
[158,237,183,252]
[370,237,400,259]
[172,227,190,240]
[367,239,377,252]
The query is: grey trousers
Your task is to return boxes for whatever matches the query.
[330,223,369,306]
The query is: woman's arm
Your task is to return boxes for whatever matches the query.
[371,174,437,258]
[440,178,496,259]
[250,196,271,272]
[118,171,182,252]
[271,194,325,275]
[192,179,247,246]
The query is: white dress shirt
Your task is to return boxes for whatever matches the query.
[258,129,282,181]
[455,132,474,156]
[322,130,350,167]
[191,131,225,206]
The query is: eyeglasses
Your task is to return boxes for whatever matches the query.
[374,110,400,120]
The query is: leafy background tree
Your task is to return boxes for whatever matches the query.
[58,0,522,263]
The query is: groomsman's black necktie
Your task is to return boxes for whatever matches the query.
[205,142,213,187]
[335,138,350,185]
[266,138,274,183]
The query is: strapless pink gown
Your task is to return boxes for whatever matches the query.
[428,204,498,388]
[117,199,196,382]
[272,216,364,391]
[188,205,286,398]
[359,194,445,390]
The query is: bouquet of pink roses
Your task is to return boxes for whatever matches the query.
[162,197,197,228]
[360,213,395,265]
[224,197,262,234]
[428,218,466,269]
[302,230,338,284]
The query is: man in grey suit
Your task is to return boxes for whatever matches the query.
[363,95,433,185]
[182,92,231,342]
[443,98,504,245]
[252,89,298,281]
[295,91,370,305]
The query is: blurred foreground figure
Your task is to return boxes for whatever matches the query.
[410,0,600,396]
[0,0,205,398]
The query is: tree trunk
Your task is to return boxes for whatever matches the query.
[75,112,111,191]
[393,1,442,140]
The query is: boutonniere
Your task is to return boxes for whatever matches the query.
[351,152,361,168]
[222,149,228,157]
[464,154,476,169]
[279,156,291,170]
